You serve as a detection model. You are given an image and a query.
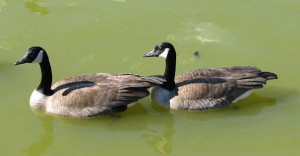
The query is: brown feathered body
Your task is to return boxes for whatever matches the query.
[30,73,164,117]
[151,66,277,110]
[17,46,165,117]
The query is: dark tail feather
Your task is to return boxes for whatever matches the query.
[259,72,278,80]
[237,79,264,89]
[119,75,165,90]
[116,76,164,104]
[141,75,166,85]
[237,73,277,89]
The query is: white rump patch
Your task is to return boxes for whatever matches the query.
[233,90,254,103]
[159,48,170,59]
[32,50,44,63]
[127,102,136,107]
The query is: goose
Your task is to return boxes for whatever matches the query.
[15,46,165,117]
[143,42,278,110]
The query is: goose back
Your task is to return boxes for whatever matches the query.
[17,46,166,117]
[144,42,277,110]
[164,66,276,110]
[33,73,164,117]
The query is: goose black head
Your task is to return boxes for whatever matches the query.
[15,46,46,65]
[144,42,175,59]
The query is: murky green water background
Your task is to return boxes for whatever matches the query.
[0,0,299,155]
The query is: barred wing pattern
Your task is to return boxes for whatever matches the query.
[171,66,276,110]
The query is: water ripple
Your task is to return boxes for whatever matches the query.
[65,1,85,7]
[168,21,231,45]
[113,0,126,2]
[0,0,7,13]
[25,0,50,15]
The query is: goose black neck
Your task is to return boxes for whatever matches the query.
[162,50,176,91]
[37,53,53,95]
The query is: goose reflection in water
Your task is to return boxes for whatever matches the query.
[21,89,281,156]
[23,115,53,156]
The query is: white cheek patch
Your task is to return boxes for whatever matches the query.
[33,50,44,63]
[159,48,170,59]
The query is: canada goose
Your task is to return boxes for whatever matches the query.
[143,42,278,110]
[15,46,165,117]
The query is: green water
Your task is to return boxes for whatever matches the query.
[0,0,299,155]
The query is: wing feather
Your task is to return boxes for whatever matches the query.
[172,66,274,109]
[47,73,164,117]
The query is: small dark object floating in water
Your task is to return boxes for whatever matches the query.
[194,51,199,57]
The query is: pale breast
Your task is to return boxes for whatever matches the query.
[151,86,176,108]
[30,90,48,110]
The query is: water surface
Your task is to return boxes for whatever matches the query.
[0,0,299,156]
